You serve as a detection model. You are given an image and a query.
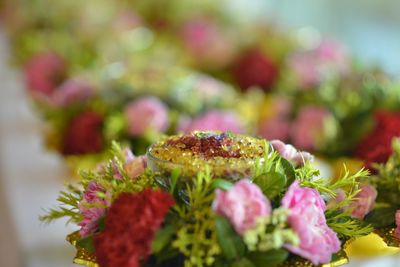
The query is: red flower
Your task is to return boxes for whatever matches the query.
[355,111,400,168]
[93,190,175,267]
[24,51,68,96]
[62,111,104,155]
[232,49,279,92]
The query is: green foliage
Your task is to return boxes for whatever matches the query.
[294,161,320,182]
[326,212,373,239]
[364,207,398,228]
[82,142,156,201]
[103,112,126,141]
[211,179,233,191]
[77,236,95,254]
[247,249,289,267]
[152,223,178,254]
[313,165,374,239]
[40,184,83,224]
[215,216,245,260]
[253,145,282,178]
[372,138,400,207]
[243,208,298,252]
[299,163,368,199]
[231,258,255,267]
[172,167,221,267]
[252,142,298,200]
[253,172,287,199]
[169,168,181,194]
[280,158,296,184]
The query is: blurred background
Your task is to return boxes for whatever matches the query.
[0,1,399,266]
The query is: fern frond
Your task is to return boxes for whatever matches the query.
[327,215,373,238]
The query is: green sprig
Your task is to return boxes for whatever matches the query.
[172,166,221,267]
[40,184,82,224]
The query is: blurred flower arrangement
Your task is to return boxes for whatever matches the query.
[41,132,387,267]
[364,138,400,238]
[3,0,400,173]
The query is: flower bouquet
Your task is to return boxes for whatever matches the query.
[41,131,389,267]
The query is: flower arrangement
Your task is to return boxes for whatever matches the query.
[41,132,386,267]
[364,138,400,238]
[4,0,400,175]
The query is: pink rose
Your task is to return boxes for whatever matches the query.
[212,180,271,235]
[349,185,377,219]
[395,210,400,239]
[288,53,319,88]
[24,51,68,96]
[51,78,93,107]
[79,181,111,237]
[288,39,350,88]
[181,18,235,68]
[125,97,169,136]
[270,140,314,166]
[178,110,244,134]
[317,40,350,73]
[290,106,331,150]
[282,181,341,265]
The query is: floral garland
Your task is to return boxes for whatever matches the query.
[41,132,385,267]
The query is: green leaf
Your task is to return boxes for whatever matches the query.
[280,158,296,184]
[213,258,231,267]
[169,168,181,194]
[364,207,397,228]
[152,224,177,254]
[76,236,95,254]
[331,250,347,262]
[247,249,289,267]
[232,258,256,267]
[215,216,246,260]
[97,217,106,231]
[212,179,233,191]
[155,247,181,264]
[253,172,287,199]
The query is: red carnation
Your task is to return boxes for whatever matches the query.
[232,49,279,92]
[355,111,400,169]
[93,190,175,267]
[62,111,104,155]
[24,51,68,96]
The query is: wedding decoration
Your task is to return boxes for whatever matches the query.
[41,132,379,267]
[3,1,400,265]
[4,0,400,172]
